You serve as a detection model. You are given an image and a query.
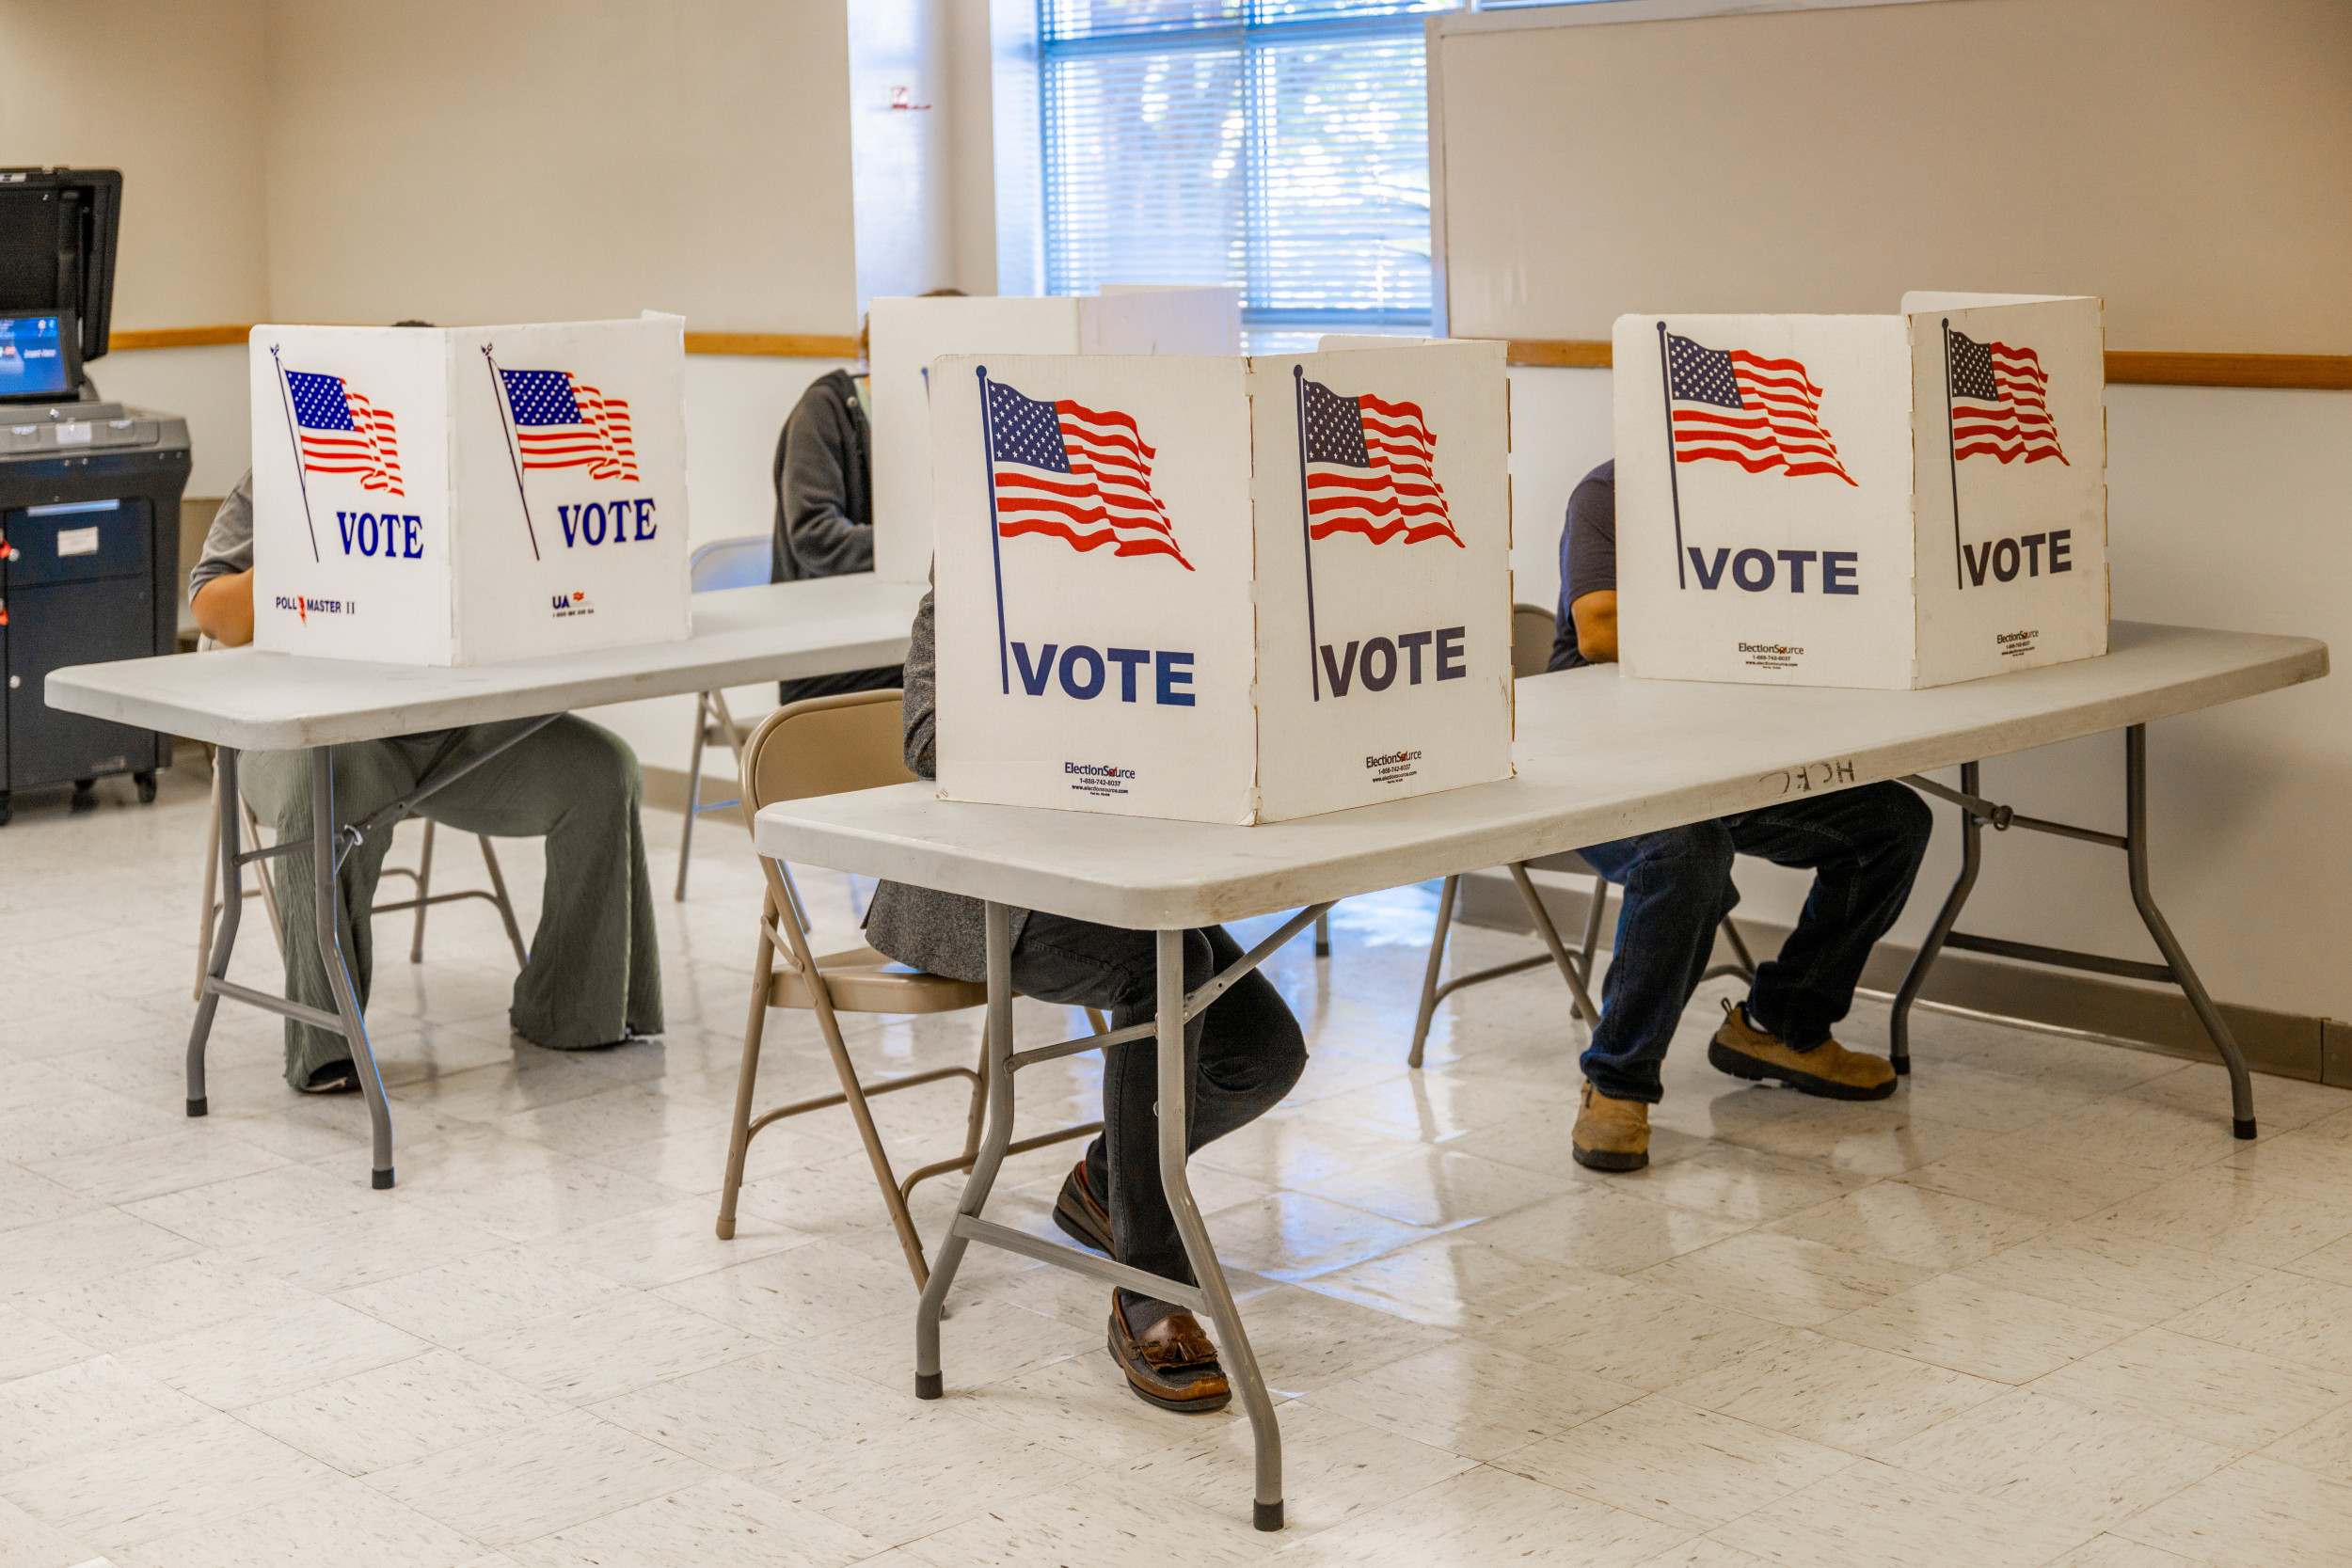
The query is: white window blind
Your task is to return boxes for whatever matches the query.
[1040,2,1461,334]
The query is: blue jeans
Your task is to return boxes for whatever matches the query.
[1574,782,1932,1103]
[1009,917,1307,1286]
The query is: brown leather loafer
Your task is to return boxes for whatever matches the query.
[1709,1000,1898,1101]
[1107,1297,1231,1414]
[1053,1160,1114,1255]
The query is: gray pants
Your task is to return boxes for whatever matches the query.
[240,716,664,1085]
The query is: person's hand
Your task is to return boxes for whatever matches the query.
[192,569,256,646]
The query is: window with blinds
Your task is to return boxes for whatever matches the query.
[1039,1,1463,336]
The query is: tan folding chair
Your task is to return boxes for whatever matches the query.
[715,689,1104,1287]
[1407,604,1756,1067]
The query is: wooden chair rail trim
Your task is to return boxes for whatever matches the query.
[103,326,2347,388]
[1498,339,2351,389]
[106,325,862,358]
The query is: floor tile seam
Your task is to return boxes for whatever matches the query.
[2145,1304,2352,1379]
[2091,1458,2352,1559]
[1703,1446,2109,1560]
[144,1323,435,1416]
[21,1145,306,1208]
[0,1356,224,1472]
[119,1469,501,1565]
[2201,1164,2352,1216]
[730,1429,1089,1551]
[1623,1235,1940,1326]
[445,1312,776,1406]
[1797,1317,2063,1388]
[2008,1366,2290,1457]
[1490,1399,1864,1536]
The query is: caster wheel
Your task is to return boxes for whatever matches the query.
[70,779,98,814]
[135,770,157,804]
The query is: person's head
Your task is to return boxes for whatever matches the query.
[857,288,967,365]
[391,319,435,328]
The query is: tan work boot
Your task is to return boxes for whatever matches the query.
[1709,1000,1897,1101]
[1572,1081,1651,1171]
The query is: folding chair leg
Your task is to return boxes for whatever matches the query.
[1314,909,1331,958]
[1507,863,1603,1028]
[478,837,529,968]
[409,819,436,963]
[763,873,935,1288]
[676,691,709,902]
[1408,875,1459,1069]
[1720,918,1758,980]
[816,1002,933,1287]
[716,906,775,1243]
[1581,875,1611,981]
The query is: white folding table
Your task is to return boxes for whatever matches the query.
[44,576,927,1190]
[748,620,2326,1530]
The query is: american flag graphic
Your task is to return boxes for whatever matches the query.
[285,371,403,497]
[498,369,640,482]
[985,377,1191,569]
[1300,377,1460,546]
[1948,329,2067,465]
[1665,334,1855,485]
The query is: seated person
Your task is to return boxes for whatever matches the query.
[864,581,1305,1415]
[190,471,663,1093]
[1552,459,1932,1172]
[771,290,963,705]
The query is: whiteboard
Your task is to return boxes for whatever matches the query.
[1430,0,2352,355]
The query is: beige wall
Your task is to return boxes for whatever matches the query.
[0,0,268,330]
[260,0,858,333]
[1437,0,2352,353]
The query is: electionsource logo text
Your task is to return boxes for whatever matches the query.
[1366,749,1422,769]
[1738,642,1804,656]
[1064,762,1136,781]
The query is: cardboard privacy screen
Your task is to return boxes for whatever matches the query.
[247,314,691,667]
[867,290,1239,586]
[1613,293,2106,689]
[930,341,1514,824]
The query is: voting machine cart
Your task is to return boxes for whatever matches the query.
[1,166,191,826]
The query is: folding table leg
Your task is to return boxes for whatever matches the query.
[185,745,246,1117]
[1888,760,1984,1076]
[915,899,1019,1398]
[1408,875,1459,1069]
[2123,725,2256,1137]
[1156,927,1284,1531]
[311,747,397,1188]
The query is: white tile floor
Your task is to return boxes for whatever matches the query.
[6,761,2352,1567]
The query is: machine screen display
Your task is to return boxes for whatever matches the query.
[0,315,72,397]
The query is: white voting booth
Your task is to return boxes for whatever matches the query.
[246,314,691,667]
[1613,293,2107,689]
[928,339,1513,825]
[866,289,1239,583]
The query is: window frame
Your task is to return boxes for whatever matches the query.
[1037,4,1455,336]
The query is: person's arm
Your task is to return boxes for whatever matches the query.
[191,570,256,646]
[1569,590,1617,664]
[778,385,874,578]
[900,581,937,779]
